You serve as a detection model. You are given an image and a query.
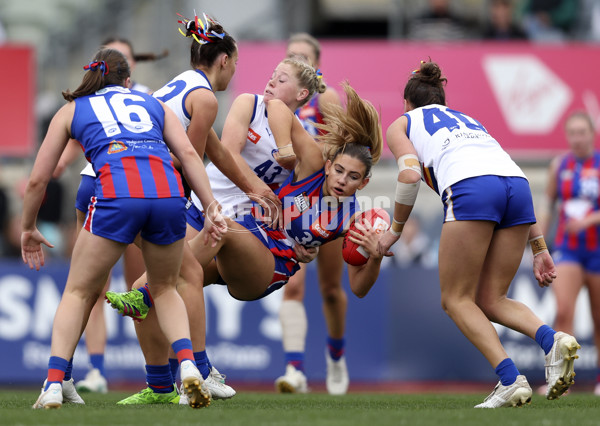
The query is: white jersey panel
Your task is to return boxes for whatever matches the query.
[192,95,292,214]
[152,69,212,131]
[405,104,525,195]
[80,162,95,177]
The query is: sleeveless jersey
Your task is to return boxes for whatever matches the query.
[296,93,324,136]
[152,69,213,131]
[554,151,600,250]
[193,95,292,213]
[404,104,525,195]
[70,85,184,199]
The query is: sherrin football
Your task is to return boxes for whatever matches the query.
[342,208,391,266]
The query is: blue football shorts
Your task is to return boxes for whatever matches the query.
[553,246,600,273]
[83,196,187,245]
[75,174,95,213]
[441,175,536,229]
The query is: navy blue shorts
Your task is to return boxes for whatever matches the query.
[75,174,95,213]
[186,201,205,232]
[83,197,187,245]
[441,176,536,229]
[553,247,600,273]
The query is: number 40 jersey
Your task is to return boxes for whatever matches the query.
[404,104,525,196]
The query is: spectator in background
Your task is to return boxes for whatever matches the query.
[538,111,600,397]
[518,0,579,42]
[482,0,529,41]
[406,0,474,40]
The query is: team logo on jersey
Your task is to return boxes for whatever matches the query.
[559,169,574,181]
[107,140,127,154]
[247,128,261,144]
[294,192,310,213]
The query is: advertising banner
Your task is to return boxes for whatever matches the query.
[0,259,596,386]
[234,41,600,159]
[0,46,35,156]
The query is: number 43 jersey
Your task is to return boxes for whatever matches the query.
[404,104,525,195]
[71,85,184,199]
[197,95,292,212]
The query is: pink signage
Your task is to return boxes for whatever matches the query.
[0,46,35,156]
[233,41,600,159]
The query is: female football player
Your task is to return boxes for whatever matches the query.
[376,60,580,408]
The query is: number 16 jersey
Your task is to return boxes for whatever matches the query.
[404,104,525,196]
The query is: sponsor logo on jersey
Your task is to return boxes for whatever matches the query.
[294,192,310,213]
[298,106,317,120]
[582,168,600,178]
[311,222,331,239]
[248,128,261,144]
[107,140,127,154]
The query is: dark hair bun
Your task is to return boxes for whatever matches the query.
[418,61,444,86]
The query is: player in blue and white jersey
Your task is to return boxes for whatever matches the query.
[115,13,251,404]
[22,48,226,409]
[376,60,580,408]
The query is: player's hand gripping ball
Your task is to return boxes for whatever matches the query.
[342,208,390,266]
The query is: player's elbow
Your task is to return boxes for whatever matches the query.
[399,169,421,185]
[350,280,369,299]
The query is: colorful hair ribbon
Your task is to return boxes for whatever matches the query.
[177,11,224,45]
[83,61,109,76]
[412,60,427,74]
[316,68,323,80]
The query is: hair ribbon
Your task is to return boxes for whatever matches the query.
[412,60,427,74]
[83,61,109,75]
[177,11,225,45]
[316,68,323,80]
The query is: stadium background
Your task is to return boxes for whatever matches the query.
[0,0,598,390]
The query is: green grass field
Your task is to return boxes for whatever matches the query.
[2,389,600,426]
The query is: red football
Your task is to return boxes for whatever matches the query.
[342,208,390,266]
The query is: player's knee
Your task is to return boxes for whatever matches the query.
[320,285,345,305]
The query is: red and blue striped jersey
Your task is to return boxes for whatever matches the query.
[555,151,600,250]
[276,168,359,248]
[238,168,359,279]
[296,94,325,137]
[71,86,184,199]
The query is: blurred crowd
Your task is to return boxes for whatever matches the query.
[405,0,586,42]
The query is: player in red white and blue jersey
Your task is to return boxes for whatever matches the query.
[183,82,384,303]
[378,60,580,408]
[278,32,350,395]
[51,38,166,397]
[234,166,360,298]
[22,48,226,409]
[539,111,600,397]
